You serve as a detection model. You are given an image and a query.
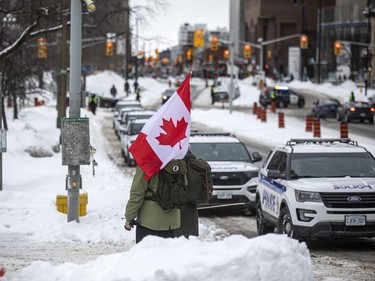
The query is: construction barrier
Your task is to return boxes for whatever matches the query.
[340,122,349,138]
[313,118,321,137]
[253,102,258,115]
[305,115,313,132]
[56,193,88,216]
[278,112,285,128]
[271,101,276,113]
[261,108,267,122]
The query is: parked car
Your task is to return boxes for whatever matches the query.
[256,138,375,240]
[336,101,375,123]
[161,88,176,104]
[312,98,341,118]
[259,84,305,108]
[212,77,240,104]
[121,119,148,166]
[113,107,143,137]
[189,132,262,214]
[119,110,155,151]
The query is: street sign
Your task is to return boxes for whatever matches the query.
[61,118,90,166]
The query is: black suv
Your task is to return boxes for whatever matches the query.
[259,85,305,108]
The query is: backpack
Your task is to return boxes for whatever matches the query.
[146,160,188,210]
[185,154,213,204]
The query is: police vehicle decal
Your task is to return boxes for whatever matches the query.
[259,173,286,194]
[334,184,372,190]
[262,189,277,212]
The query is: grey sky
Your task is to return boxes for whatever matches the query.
[135,0,229,53]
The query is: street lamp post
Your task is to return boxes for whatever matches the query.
[294,0,306,81]
[317,0,322,83]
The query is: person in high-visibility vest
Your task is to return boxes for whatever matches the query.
[88,94,99,115]
[349,91,355,102]
[270,90,277,101]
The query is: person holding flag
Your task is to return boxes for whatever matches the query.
[124,73,192,243]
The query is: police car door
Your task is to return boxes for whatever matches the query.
[288,90,299,105]
[260,151,287,219]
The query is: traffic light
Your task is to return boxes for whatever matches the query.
[210,36,219,51]
[37,37,47,59]
[224,49,230,60]
[194,29,204,47]
[105,41,114,56]
[300,35,308,49]
[186,48,192,61]
[334,41,342,56]
[243,45,251,58]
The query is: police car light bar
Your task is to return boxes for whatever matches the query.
[286,138,357,146]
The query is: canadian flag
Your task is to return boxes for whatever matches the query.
[129,73,191,179]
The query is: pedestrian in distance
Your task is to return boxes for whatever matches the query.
[349,91,355,102]
[136,87,141,101]
[210,83,217,105]
[110,85,117,98]
[124,159,187,243]
[134,80,139,93]
[88,94,99,115]
[124,80,130,96]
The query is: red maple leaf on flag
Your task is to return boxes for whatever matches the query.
[156,117,188,149]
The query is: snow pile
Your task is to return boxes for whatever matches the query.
[14,235,312,281]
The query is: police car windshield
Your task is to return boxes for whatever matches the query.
[190,143,252,162]
[290,152,375,178]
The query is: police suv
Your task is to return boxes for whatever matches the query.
[256,138,375,240]
[189,133,262,213]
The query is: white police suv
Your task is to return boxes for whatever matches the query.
[256,138,375,240]
[189,133,262,213]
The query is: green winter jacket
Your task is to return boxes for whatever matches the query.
[125,160,186,231]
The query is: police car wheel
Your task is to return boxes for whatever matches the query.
[256,201,274,235]
[278,206,294,238]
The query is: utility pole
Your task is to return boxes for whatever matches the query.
[67,0,83,222]
[57,0,68,129]
[135,17,139,84]
[317,0,322,84]
[123,0,130,81]
[229,38,234,114]
[0,87,3,191]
